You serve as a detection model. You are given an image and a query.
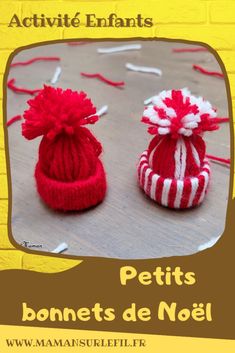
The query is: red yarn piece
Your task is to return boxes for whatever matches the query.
[80,72,125,87]
[22,86,106,211]
[8,78,41,95]
[10,57,60,68]
[7,115,22,126]
[137,89,219,209]
[193,65,224,78]
[213,117,229,123]
[172,47,208,53]
[206,154,230,165]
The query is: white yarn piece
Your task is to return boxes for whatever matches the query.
[144,96,156,105]
[174,138,187,180]
[187,178,199,208]
[161,179,172,206]
[126,63,162,76]
[144,168,151,193]
[150,174,159,200]
[97,44,142,54]
[52,242,68,254]
[50,66,62,85]
[144,91,173,105]
[87,105,108,121]
[174,180,184,208]
[96,105,108,117]
[198,171,210,204]
[198,237,220,251]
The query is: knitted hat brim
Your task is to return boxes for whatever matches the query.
[138,151,210,209]
[35,160,106,211]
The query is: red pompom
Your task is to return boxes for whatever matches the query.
[142,88,218,139]
[22,85,98,140]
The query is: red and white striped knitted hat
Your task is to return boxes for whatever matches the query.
[137,88,219,209]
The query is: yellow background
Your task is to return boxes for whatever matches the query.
[0,325,235,352]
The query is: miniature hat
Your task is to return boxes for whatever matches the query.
[137,88,219,209]
[22,86,106,211]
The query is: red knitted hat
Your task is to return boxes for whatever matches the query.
[137,88,219,209]
[22,86,106,211]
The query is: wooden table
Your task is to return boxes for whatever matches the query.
[7,40,230,259]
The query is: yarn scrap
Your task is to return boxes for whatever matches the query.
[81,72,125,87]
[52,242,68,254]
[193,64,224,78]
[97,44,141,54]
[173,47,208,53]
[126,62,162,76]
[8,78,41,95]
[10,56,60,68]
[7,115,22,127]
[50,66,62,85]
